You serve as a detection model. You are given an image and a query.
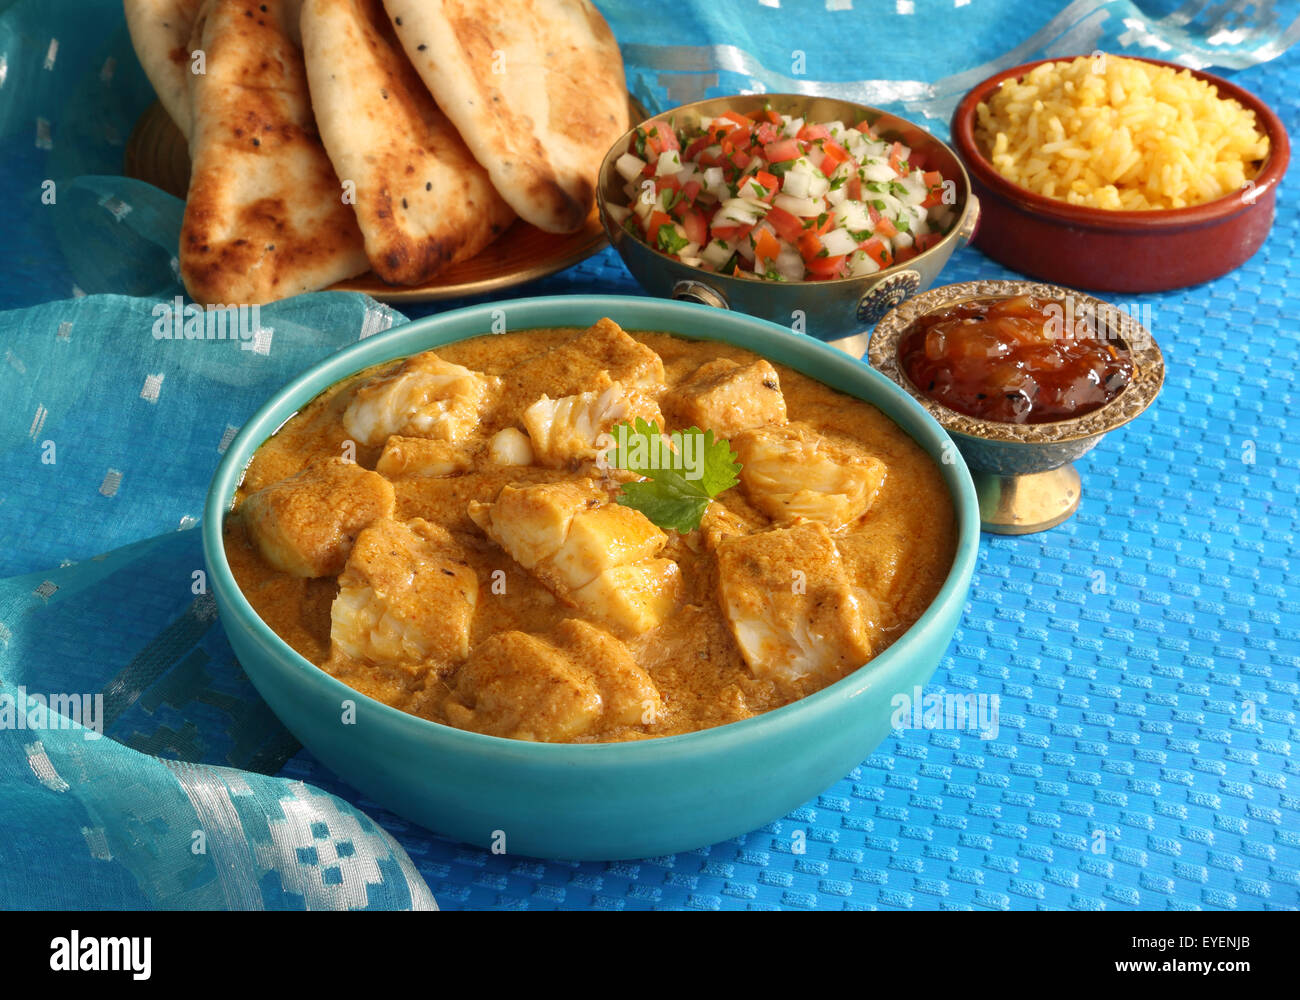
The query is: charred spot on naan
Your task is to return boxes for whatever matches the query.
[367,185,510,284]
[182,196,365,303]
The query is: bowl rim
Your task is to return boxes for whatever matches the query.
[202,294,981,763]
[867,279,1166,445]
[950,54,1291,229]
[597,92,978,288]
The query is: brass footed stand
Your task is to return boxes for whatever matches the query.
[973,464,1081,535]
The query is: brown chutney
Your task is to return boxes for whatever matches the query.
[223,322,957,743]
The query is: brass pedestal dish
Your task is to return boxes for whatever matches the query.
[869,280,1164,534]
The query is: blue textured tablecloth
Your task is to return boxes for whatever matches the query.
[1,0,1297,910]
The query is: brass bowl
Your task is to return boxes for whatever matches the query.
[597,94,980,355]
[868,280,1165,534]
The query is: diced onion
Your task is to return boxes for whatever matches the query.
[848,250,881,276]
[615,153,647,183]
[714,198,763,227]
[782,169,812,199]
[700,240,734,269]
[773,246,806,281]
[656,151,683,176]
[773,193,821,217]
[820,228,858,257]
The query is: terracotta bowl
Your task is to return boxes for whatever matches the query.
[950,56,1290,292]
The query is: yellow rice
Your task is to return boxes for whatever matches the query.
[974,54,1269,210]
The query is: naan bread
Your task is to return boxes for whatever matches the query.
[301,0,515,284]
[180,0,368,304]
[382,0,629,234]
[124,0,202,140]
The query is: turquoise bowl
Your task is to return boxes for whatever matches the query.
[202,295,980,860]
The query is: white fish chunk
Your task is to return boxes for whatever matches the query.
[732,422,887,530]
[522,380,662,468]
[497,319,667,410]
[469,479,678,634]
[343,350,499,447]
[376,436,470,478]
[242,457,395,577]
[571,559,682,637]
[468,480,605,572]
[714,521,876,686]
[566,318,666,390]
[549,502,668,590]
[445,619,661,741]
[330,517,478,666]
[666,357,788,437]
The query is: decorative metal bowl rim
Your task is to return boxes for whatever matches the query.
[867,279,1165,445]
[596,92,978,289]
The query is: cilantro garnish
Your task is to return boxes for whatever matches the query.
[657,225,689,254]
[606,419,741,534]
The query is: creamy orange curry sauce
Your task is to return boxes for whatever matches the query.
[224,319,956,743]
